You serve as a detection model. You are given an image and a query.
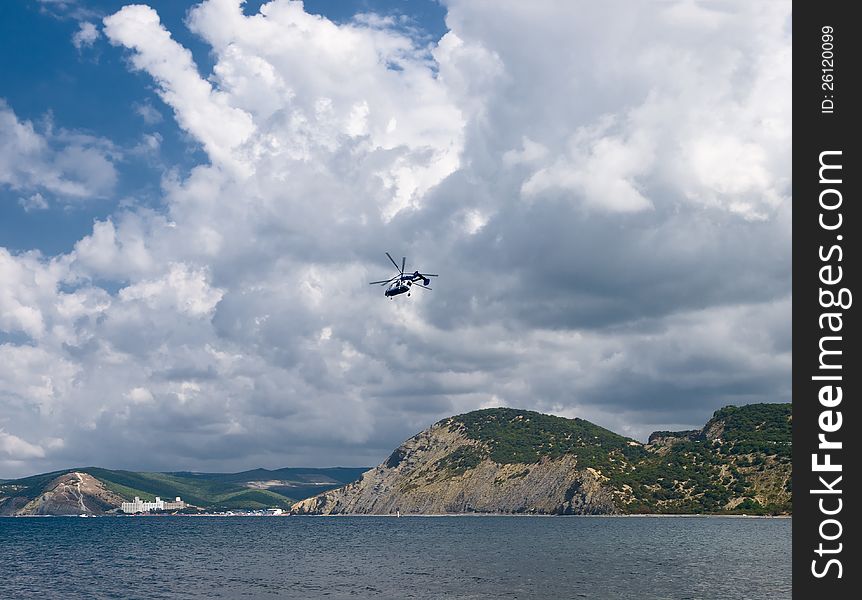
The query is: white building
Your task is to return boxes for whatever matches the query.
[121,496,186,513]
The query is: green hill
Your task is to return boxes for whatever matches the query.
[0,466,369,514]
[450,404,791,514]
[294,403,792,516]
[450,407,645,466]
[166,467,368,502]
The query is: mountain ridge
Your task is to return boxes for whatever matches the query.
[2,403,791,516]
[0,466,368,515]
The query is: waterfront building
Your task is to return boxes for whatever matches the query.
[121,496,186,513]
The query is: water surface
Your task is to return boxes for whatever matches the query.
[0,515,790,599]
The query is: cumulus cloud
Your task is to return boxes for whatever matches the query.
[521,118,655,212]
[118,263,223,317]
[103,5,256,175]
[72,21,100,49]
[0,248,60,340]
[19,192,50,212]
[133,100,163,124]
[103,0,465,215]
[0,100,118,200]
[0,430,46,460]
[0,0,791,477]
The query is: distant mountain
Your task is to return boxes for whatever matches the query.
[0,466,368,515]
[0,471,125,516]
[293,404,792,515]
[165,467,370,502]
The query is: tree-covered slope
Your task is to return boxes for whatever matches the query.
[634,403,790,513]
[450,408,646,465]
[295,403,792,516]
[448,404,791,514]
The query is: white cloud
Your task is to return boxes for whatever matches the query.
[103,5,257,175]
[0,249,56,339]
[521,122,655,212]
[118,263,223,317]
[502,137,548,167]
[685,134,777,220]
[73,217,156,281]
[104,0,465,217]
[19,192,49,212]
[0,100,118,200]
[0,430,45,460]
[131,132,162,157]
[444,0,790,219]
[35,0,99,21]
[72,21,99,49]
[133,101,163,124]
[125,387,154,404]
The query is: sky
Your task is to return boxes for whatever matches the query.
[0,0,792,478]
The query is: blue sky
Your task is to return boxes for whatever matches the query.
[2,1,196,253]
[0,0,791,478]
[0,0,446,255]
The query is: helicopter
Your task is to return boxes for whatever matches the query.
[369,252,438,298]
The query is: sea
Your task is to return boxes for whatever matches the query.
[0,515,790,599]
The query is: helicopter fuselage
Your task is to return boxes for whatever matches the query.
[385,283,411,297]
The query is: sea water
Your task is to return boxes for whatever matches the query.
[0,515,790,599]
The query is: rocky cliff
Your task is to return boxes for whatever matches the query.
[293,422,615,515]
[293,404,792,515]
[1,472,126,516]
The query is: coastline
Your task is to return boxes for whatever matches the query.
[294,512,791,519]
[2,512,791,519]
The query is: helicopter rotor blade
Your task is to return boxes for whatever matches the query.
[369,277,396,285]
[385,252,400,271]
[418,273,438,277]
[401,256,406,274]
[413,283,432,290]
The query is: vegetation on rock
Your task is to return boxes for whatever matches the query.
[448,408,644,467]
[443,404,791,515]
[295,403,792,516]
